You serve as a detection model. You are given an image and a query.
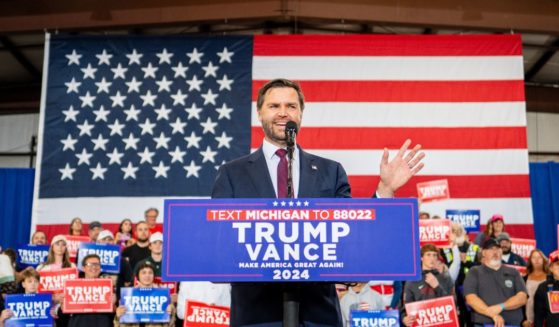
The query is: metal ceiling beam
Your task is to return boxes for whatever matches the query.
[0,36,41,79]
[525,37,559,81]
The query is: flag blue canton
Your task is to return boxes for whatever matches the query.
[40,35,253,198]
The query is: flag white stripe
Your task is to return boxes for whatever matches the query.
[250,149,530,175]
[251,102,527,127]
[420,198,533,224]
[253,56,524,80]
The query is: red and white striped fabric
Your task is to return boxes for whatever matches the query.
[251,35,532,238]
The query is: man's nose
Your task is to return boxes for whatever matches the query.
[277,105,288,116]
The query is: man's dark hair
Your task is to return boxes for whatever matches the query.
[256,78,305,111]
[136,221,148,229]
[420,244,439,257]
[81,253,101,267]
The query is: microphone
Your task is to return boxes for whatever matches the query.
[285,121,298,147]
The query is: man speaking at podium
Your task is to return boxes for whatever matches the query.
[212,78,425,327]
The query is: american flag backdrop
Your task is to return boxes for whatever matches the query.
[32,34,533,238]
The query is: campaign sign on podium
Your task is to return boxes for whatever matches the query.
[163,198,419,282]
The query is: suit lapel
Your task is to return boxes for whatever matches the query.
[247,148,277,198]
[298,148,319,198]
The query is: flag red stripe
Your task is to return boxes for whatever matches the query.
[254,35,522,56]
[348,175,531,198]
[251,127,527,150]
[252,80,525,102]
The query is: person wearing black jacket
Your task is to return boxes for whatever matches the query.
[534,253,559,327]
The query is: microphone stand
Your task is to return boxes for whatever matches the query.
[283,136,299,327]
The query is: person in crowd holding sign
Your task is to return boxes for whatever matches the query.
[69,217,83,236]
[115,261,175,327]
[122,221,151,271]
[441,221,479,327]
[532,252,558,327]
[464,238,527,327]
[523,249,549,327]
[176,281,231,326]
[36,235,76,272]
[474,214,506,246]
[68,254,115,327]
[211,78,424,326]
[497,233,527,267]
[339,282,384,327]
[31,231,47,245]
[116,218,135,248]
[402,244,454,326]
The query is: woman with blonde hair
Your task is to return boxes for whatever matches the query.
[523,249,549,327]
[36,235,75,271]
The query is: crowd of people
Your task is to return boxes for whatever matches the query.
[0,209,557,327]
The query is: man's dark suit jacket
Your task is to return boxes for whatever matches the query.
[212,147,351,327]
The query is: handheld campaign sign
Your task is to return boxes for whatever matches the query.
[77,243,121,273]
[445,210,480,233]
[548,291,559,314]
[184,301,230,327]
[510,238,536,261]
[350,310,400,327]
[417,179,449,203]
[65,235,90,259]
[4,293,53,327]
[419,219,452,248]
[404,296,458,327]
[119,288,170,323]
[62,278,113,313]
[16,244,49,269]
[163,198,420,282]
[38,267,78,293]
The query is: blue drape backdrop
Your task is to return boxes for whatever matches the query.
[0,169,34,251]
[1,164,558,255]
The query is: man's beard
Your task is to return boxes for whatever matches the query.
[486,259,502,270]
[502,248,511,255]
[262,121,287,145]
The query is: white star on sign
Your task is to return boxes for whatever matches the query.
[126,49,143,65]
[65,77,81,93]
[141,63,158,79]
[90,162,108,180]
[215,131,233,149]
[138,147,155,164]
[154,104,172,120]
[156,48,174,64]
[152,161,170,178]
[156,76,173,92]
[77,120,94,136]
[200,146,217,163]
[95,77,112,94]
[169,117,187,134]
[183,160,201,178]
[126,77,142,93]
[154,132,171,149]
[96,49,113,65]
[184,131,202,149]
[202,61,219,78]
[122,133,140,150]
[62,105,79,122]
[216,74,234,91]
[139,118,156,135]
[93,105,110,122]
[91,134,109,151]
[121,162,139,179]
[201,89,218,105]
[108,119,125,136]
[200,117,218,134]
[140,90,157,106]
[59,163,76,180]
[106,148,124,165]
[124,105,141,121]
[217,47,234,63]
[168,146,186,163]
[79,91,96,108]
[81,64,97,79]
[171,89,187,106]
[215,103,233,120]
[66,50,82,66]
[186,75,203,91]
[187,48,204,64]
[75,148,93,166]
[172,62,188,78]
[184,103,202,120]
[111,63,128,79]
[110,91,127,107]
[60,134,77,151]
